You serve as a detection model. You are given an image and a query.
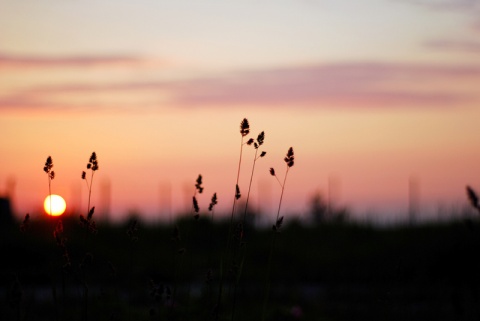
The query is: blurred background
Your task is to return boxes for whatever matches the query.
[1,0,480,225]
[2,1,480,319]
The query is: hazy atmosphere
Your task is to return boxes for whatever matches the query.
[3,2,480,321]
[1,0,480,223]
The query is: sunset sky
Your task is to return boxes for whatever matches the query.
[1,0,480,224]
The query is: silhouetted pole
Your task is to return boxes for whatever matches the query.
[257,179,272,227]
[327,175,341,219]
[100,178,111,222]
[5,176,16,216]
[159,181,172,224]
[409,176,420,225]
[70,182,82,217]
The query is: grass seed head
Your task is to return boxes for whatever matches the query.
[20,213,30,232]
[127,219,139,241]
[87,152,99,171]
[178,247,186,255]
[284,147,295,167]
[272,216,284,232]
[256,131,265,146]
[269,168,276,176]
[235,222,244,240]
[8,275,23,310]
[206,269,213,284]
[172,225,181,242]
[80,207,98,234]
[88,206,95,220]
[80,252,93,271]
[108,261,117,277]
[240,118,250,137]
[195,174,204,194]
[44,156,53,173]
[467,185,479,210]
[235,184,241,200]
[208,193,218,211]
[193,196,200,214]
[44,156,55,179]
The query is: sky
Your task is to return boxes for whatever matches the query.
[1,0,480,224]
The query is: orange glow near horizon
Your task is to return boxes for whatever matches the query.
[2,105,480,224]
[44,194,66,216]
[2,0,480,224]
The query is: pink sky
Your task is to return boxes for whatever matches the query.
[1,0,480,224]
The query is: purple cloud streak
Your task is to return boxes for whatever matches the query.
[425,40,480,54]
[0,53,149,69]
[1,62,480,112]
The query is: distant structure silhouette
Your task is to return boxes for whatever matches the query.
[1,177,15,226]
[71,182,82,216]
[0,197,14,227]
[409,176,420,225]
[100,178,112,222]
[257,179,272,226]
[327,175,341,217]
[159,181,172,223]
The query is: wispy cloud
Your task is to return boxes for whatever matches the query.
[169,63,480,108]
[472,20,480,32]
[1,62,480,112]
[0,52,160,70]
[398,0,479,10]
[425,39,480,54]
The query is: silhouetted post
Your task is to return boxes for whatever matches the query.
[100,178,111,222]
[409,176,420,225]
[0,197,13,227]
[159,181,172,224]
[5,176,16,216]
[327,175,341,219]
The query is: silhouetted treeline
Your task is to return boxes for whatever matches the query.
[1,214,480,321]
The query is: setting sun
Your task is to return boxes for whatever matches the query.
[44,194,67,216]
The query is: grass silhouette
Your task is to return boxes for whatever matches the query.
[4,120,480,321]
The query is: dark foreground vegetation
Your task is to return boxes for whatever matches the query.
[2,214,480,321]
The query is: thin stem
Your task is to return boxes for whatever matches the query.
[276,167,290,221]
[242,149,258,224]
[218,135,245,320]
[87,171,94,214]
[273,175,283,189]
[48,176,52,217]
[229,136,245,229]
[226,135,245,252]
[232,148,260,321]
[262,165,290,321]
[261,232,277,321]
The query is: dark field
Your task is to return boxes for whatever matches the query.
[2,214,480,321]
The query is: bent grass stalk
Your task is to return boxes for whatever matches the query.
[466,185,480,214]
[228,118,250,247]
[230,131,266,321]
[242,131,266,225]
[126,218,139,321]
[206,193,218,314]
[262,147,295,321]
[169,174,204,318]
[80,152,99,234]
[187,175,204,313]
[29,126,296,320]
[43,156,61,321]
[79,152,99,321]
[43,156,55,221]
[216,119,250,320]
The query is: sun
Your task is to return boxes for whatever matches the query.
[44,194,66,216]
